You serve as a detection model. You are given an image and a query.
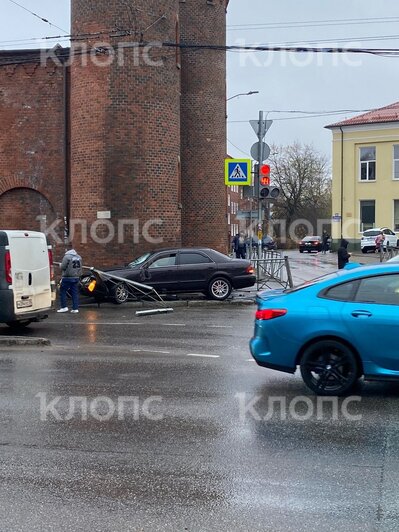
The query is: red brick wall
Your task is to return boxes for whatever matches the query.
[70,0,182,267]
[0,0,229,266]
[180,0,228,253]
[0,62,66,256]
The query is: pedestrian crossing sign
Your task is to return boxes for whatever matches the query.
[225,159,252,186]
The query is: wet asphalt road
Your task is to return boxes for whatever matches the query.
[0,252,398,531]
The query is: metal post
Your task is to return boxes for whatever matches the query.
[284,256,294,288]
[249,197,253,258]
[257,111,265,230]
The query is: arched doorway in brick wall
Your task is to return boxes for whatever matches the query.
[0,187,63,254]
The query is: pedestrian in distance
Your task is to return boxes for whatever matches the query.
[233,231,247,259]
[57,243,83,313]
[232,233,239,256]
[322,230,330,254]
[337,239,351,269]
[375,231,385,254]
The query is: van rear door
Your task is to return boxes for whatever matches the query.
[9,231,52,314]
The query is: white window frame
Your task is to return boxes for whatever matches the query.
[359,146,376,182]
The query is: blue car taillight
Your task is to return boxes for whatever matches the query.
[255,309,287,320]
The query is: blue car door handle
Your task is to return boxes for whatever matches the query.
[351,310,372,318]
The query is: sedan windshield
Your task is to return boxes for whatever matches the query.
[302,236,320,241]
[128,253,151,268]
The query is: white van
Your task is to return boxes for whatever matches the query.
[0,230,55,327]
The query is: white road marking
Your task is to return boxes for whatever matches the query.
[246,358,255,362]
[208,325,234,329]
[131,349,171,354]
[163,323,186,327]
[47,321,143,325]
[187,353,220,358]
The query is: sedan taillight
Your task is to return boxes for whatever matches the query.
[255,309,287,320]
[246,265,254,274]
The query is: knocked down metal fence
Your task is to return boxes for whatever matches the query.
[250,251,294,290]
[379,246,399,262]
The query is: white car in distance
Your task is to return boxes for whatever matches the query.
[361,227,398,253]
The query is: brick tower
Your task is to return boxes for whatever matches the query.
[70,0,182,265]
[180,0,228,252]
[70,0,228,264]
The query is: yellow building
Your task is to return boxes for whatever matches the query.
[326,102,399,248]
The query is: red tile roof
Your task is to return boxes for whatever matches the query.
[326,101,399,128]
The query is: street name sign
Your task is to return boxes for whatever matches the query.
[236,210,259,220]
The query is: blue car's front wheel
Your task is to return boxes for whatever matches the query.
[300,340,359,396]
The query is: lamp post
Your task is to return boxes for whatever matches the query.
[226,91,259,101]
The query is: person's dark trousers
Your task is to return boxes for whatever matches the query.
[237,248,246,259]
[60,277,80,310]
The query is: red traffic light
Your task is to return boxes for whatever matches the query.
[259,164,270,186]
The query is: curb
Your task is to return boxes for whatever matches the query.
[79,296,257,310]
[0,336,51,346]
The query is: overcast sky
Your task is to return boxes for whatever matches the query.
[2,1,399,164]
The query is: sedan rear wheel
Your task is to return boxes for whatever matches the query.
[112,282,129,304]
[208,277,232,301]
[300,340,358,396]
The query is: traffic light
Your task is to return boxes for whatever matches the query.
[260,185,280,199]
[258,164,280,199]
[259,164,270,187]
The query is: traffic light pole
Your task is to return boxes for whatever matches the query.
[257,111,266,240]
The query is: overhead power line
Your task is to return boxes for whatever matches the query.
[227,139,251,157]
[7,0,68,33]
[2,41,399,68]
[227,16,399,31]
[228,110,370,123]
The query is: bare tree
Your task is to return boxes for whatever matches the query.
[269,142,331,239]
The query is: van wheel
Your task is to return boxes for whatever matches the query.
[112,283,129,304]
[6,320,31,328]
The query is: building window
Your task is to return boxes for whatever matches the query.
[360,147,376,181]
[394,200,399,231]
[394,146,399,180]
[360,200,375,231]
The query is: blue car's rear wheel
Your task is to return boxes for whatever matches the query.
[300,340,358,396]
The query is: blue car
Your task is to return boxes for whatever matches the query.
[250,263,399,395]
